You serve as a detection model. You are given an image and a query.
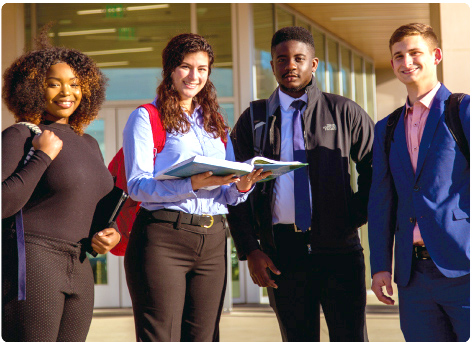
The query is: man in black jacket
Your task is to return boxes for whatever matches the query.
[227,27,374,341]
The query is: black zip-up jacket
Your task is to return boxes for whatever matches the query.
[227,77,374,260]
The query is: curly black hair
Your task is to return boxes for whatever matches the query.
[2,24,108,135]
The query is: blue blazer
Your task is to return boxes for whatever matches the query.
[368,84,470,287]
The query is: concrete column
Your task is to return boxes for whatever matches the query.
[433,3,470,93]
[234,3,255,120]
[2,3,25,129]
[232,3,264,304]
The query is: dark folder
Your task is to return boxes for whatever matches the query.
[105,186,129,226]
[89,186,129,257]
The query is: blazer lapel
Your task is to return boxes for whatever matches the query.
[392,109,415,183]
[415,85,450,181]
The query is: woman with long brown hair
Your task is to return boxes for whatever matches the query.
[122,33,268,341]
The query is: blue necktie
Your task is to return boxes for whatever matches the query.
[292,100,311,232]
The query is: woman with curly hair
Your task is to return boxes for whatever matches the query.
[2,27,121,341]
[123,33,268,342]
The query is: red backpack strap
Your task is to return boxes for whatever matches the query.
[217,113,228,149]
[108,104,166,257]
[138,103,166,158]
[108,148,128,192]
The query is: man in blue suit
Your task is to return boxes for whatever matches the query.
[368,23,470,342]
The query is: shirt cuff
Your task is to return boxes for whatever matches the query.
[238,183,255,194]
[183,177,198,198]
[228,182,254,198]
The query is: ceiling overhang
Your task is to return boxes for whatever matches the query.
[286,3,431,68]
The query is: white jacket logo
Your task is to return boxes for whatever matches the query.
[323,124,337,131]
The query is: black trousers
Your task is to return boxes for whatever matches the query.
[2,231,94,342]
[124,209,227,342]
[267,227,367,342]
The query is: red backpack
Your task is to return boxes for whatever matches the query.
[108,103,228,256]
[109,103,165,256]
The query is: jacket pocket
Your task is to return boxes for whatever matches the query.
[452,208,469,220]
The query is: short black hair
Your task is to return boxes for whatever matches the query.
[271,26,316,57]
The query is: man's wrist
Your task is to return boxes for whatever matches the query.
[247,248,262,258]
[372,270,391,278]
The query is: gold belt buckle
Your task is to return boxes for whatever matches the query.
[201,214,214,228]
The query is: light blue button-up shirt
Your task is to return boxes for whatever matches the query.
[272,89,310,224]
[122,98,249,215]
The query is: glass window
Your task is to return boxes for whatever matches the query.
[84,119,107,285]
[86,119,106,157]
[220,103,235,128]
[341,46,352,100]
[253,4,277,100]
[312,28,326,91]
[296,18,310,31]
[354,54,365,109]
[197,4,233,98]
[89,254,108,284]
[365,61,375,119]
[276,7,294,30]
[27,3,191,101]
[327,38,340,95]
[23,4,33,50]
[231,239,240,298]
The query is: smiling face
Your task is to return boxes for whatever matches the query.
[171,51,209,108]
[44,63,82,124]
[390,35,441,90]
[270,40,318,98]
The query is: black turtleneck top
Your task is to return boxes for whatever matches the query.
[2,121,114,245]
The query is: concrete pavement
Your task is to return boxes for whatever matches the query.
[86,305,404,342]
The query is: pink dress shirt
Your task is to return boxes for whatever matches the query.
[404,82,441,246]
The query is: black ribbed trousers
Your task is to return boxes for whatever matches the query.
[124,209,227,342]
[2,231,94,342]
[267,228,367,342]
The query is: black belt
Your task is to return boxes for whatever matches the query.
[147,208,224,228]
[273,223,313,254]
[413,245,431,260]
[273,223,311,234]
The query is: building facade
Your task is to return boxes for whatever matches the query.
[2,3,469,309]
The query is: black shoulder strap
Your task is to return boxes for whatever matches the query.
[444,93,469,165]
[384,94,469,165]
[249,99,269,156]
[16,122,43,165]
[384,106,404,157]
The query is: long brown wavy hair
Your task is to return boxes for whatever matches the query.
[157,33,227,142]
[2,23,107,135]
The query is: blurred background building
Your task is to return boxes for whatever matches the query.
[2,3,469,309]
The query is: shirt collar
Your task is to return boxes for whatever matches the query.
[278,88,308,112]
[184,104,203,124]
[405,82,441,115]
[193,104,202,116]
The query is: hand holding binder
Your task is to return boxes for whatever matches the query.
[89,186,129,256]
